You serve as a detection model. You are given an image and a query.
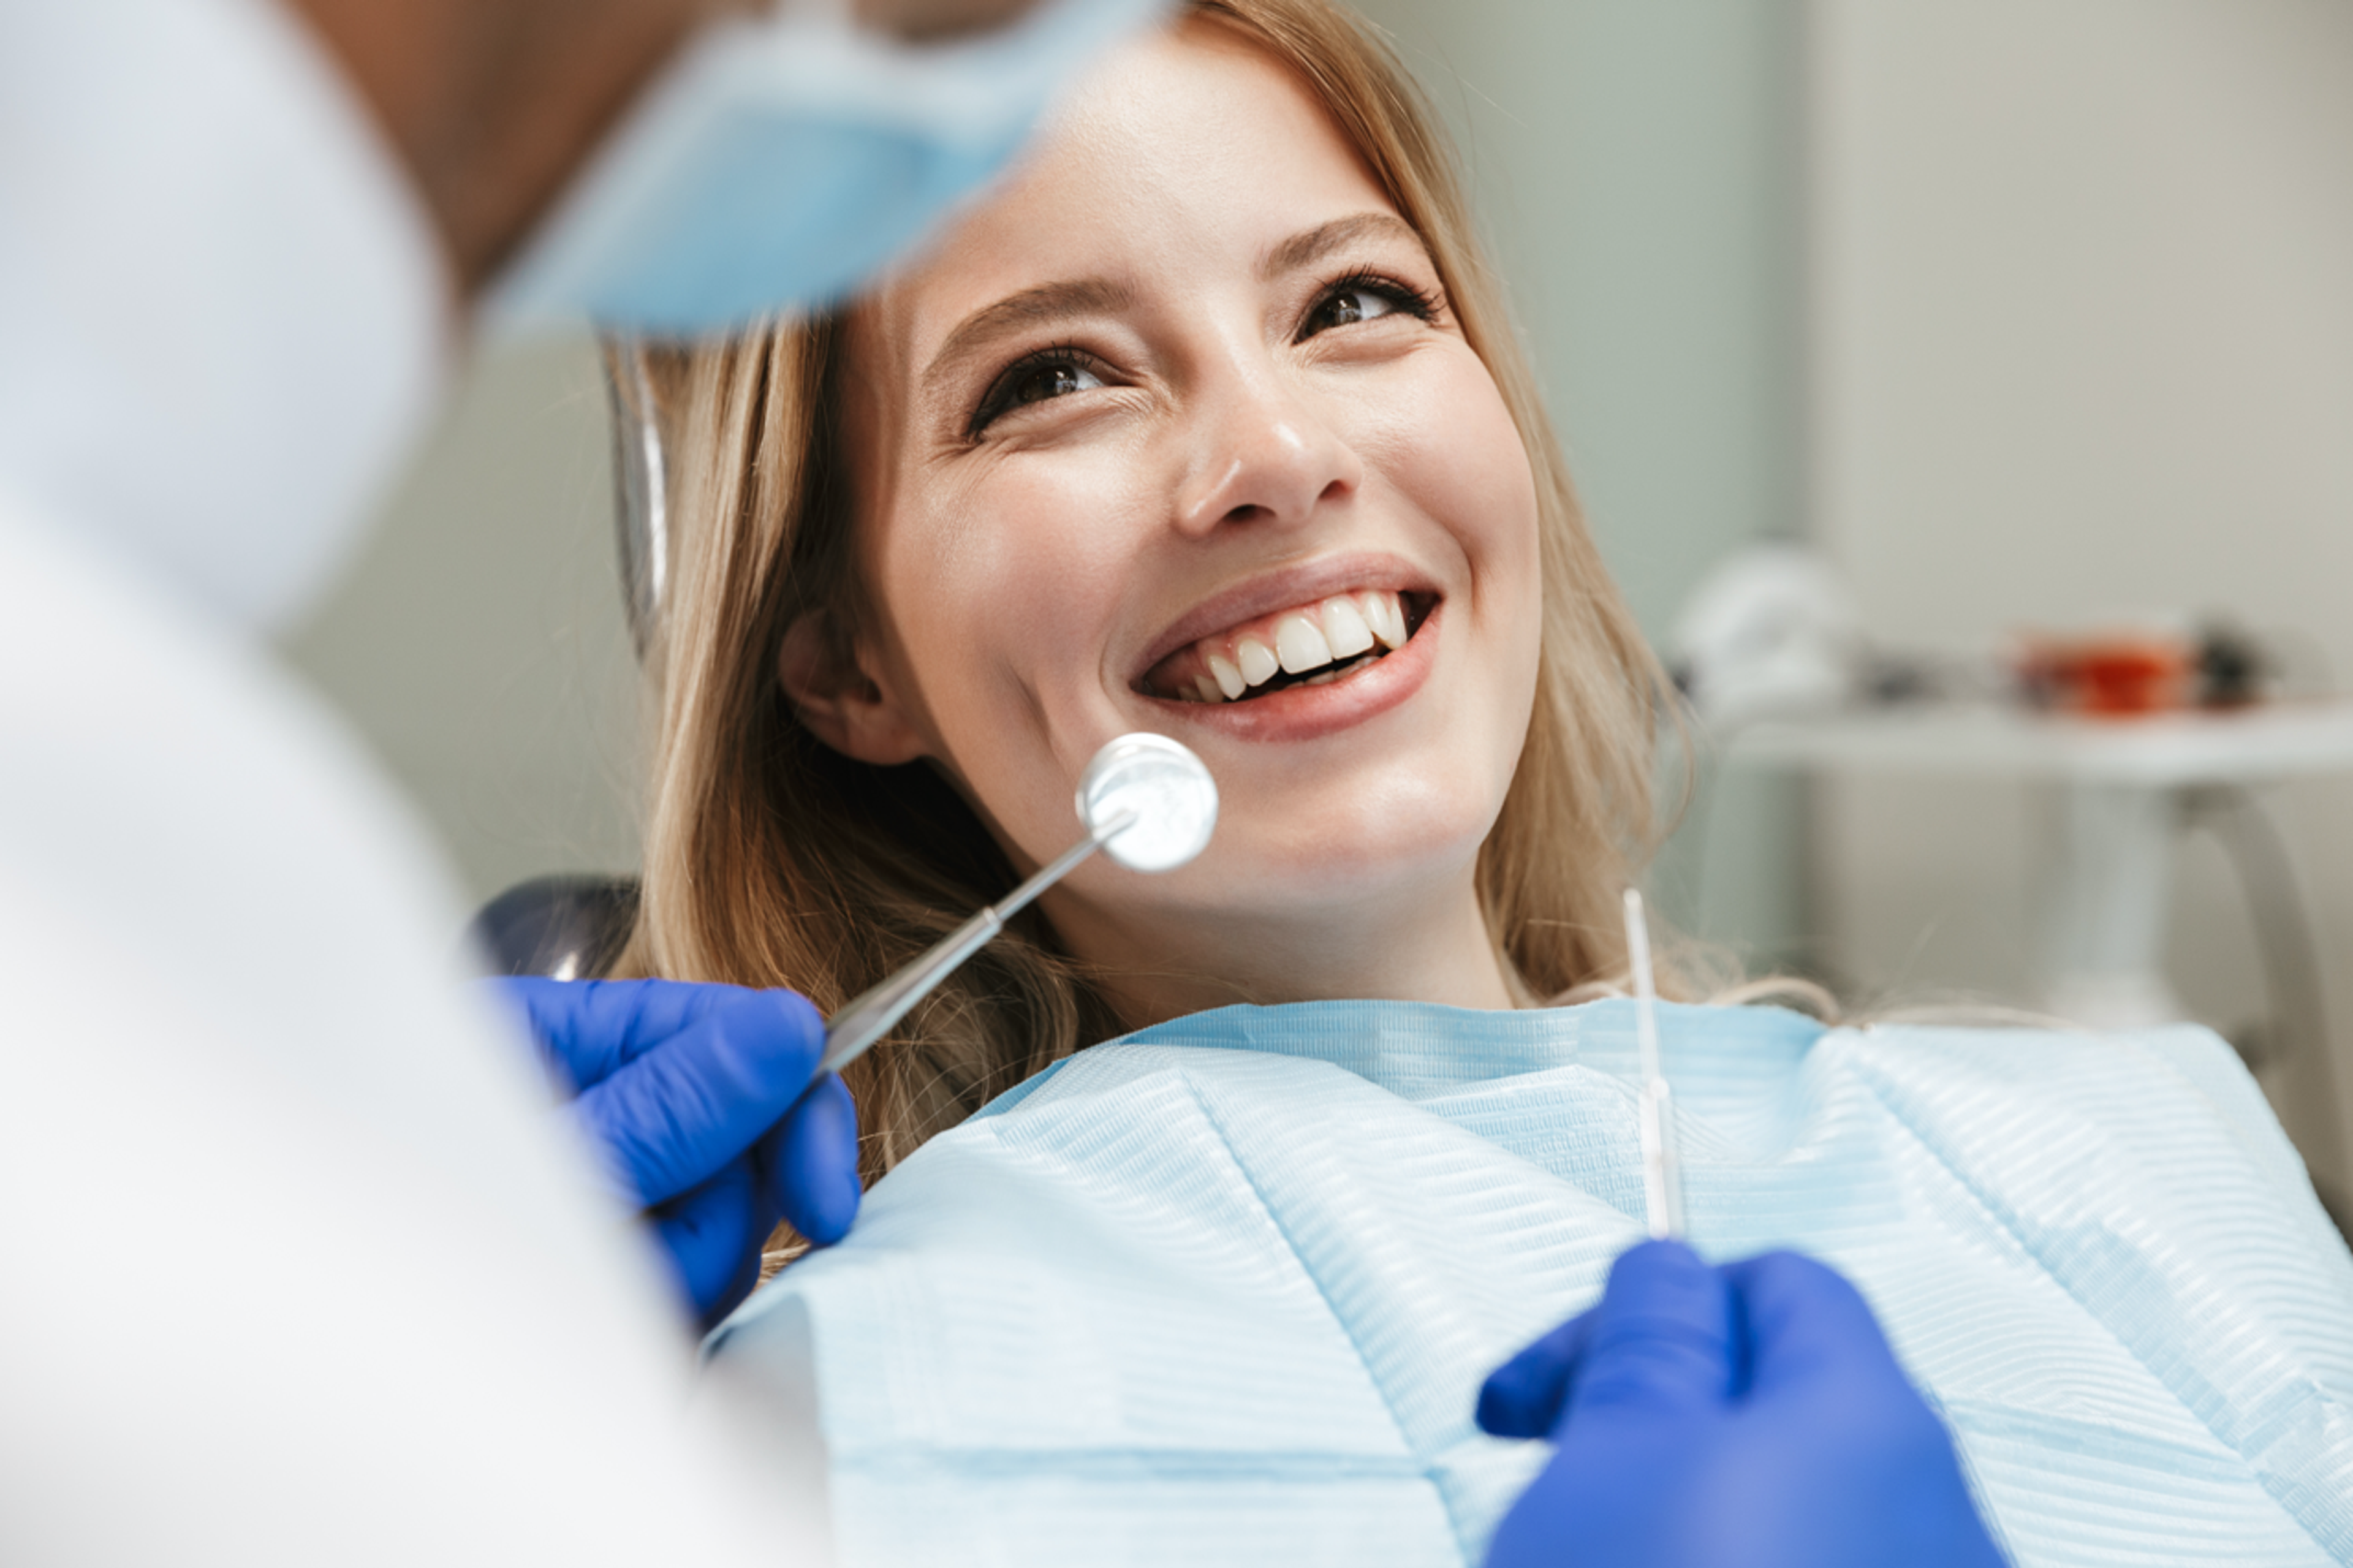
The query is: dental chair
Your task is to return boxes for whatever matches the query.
[469,873,639,979]
[469,343,664,980]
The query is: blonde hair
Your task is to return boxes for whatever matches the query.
[617,0,1683,1205]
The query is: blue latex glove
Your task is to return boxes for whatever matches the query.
[1477,1240,2006,1568]
[495,977,861,1330]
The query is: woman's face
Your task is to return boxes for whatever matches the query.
[814,23,1544,1009]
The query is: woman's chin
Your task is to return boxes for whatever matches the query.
[1139,784,1501,912]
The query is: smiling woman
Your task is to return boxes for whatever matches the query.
[615,4,2353,1562]
[617,0,1670,1175]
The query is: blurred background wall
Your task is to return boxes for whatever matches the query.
[281,333,643,901]
[279,0,2353,1184]
[1805,0,2353,1184]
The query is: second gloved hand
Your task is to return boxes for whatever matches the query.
[1477,1240,2006,1568]
[495,977,861,1330]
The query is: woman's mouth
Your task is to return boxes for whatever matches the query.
[1139,589,1434,704]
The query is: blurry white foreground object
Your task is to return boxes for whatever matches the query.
[820,733,1216,1074]
[1079,732,1220,873]
[1622,888,1684,1240]
[1673,544,1863,726]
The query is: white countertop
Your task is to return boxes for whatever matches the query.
[1717,701,2353,786]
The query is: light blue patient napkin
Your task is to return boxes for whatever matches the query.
[706,1000,2353,1567]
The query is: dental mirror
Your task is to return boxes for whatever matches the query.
[1078,732,1220,873]
[819,733,1218,1075]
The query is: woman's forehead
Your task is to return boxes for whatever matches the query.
[857,21,1403,379]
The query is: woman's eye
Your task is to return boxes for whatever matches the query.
[1303,280,1419,338]
[1007,360,1103,408]
[972,354,1106,436]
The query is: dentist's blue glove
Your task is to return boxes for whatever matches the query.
[1477,1240,2006,1568]
[494,977,861,1330]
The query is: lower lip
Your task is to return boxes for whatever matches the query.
[1140,601,1443,743]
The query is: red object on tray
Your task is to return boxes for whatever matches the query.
[2015,632,2196,716]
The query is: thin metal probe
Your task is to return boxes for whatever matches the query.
[818,811,1136,1077]
[1623,886,1686,1240]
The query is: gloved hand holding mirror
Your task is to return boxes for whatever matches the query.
[501,733,1216,1328]
[497,977,860,1330]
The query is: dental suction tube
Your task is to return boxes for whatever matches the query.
[818,733,1218,1076]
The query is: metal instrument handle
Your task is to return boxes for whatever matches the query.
[1624,887,1686,1240]
[818,812,1135,1077]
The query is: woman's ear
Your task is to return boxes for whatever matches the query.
[777,612,928,765]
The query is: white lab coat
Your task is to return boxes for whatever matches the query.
[0,1,824,1562]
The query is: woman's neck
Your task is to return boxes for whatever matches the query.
[1047,873,1520,1033]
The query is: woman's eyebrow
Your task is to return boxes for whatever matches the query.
[1259,212,1424,280]
[922,278,1134,396]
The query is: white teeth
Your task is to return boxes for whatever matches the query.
[1158,591,1414,706]
[1302,651,1379,687]
[1274,613,1334,674]
[1206,653,1246,700]
[1318,596,1376,659]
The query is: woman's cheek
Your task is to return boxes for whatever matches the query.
[1366,355,1539,578]
[892,463,1135,725]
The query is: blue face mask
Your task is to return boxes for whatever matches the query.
[486,0,1170,336]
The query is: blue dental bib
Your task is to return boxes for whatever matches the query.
[707,1000,2353,1567]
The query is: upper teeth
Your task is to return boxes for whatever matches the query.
[1207,652,1248,699]
[1155,589,1411,704]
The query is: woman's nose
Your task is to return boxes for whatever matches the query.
[1173,366,1363,536]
